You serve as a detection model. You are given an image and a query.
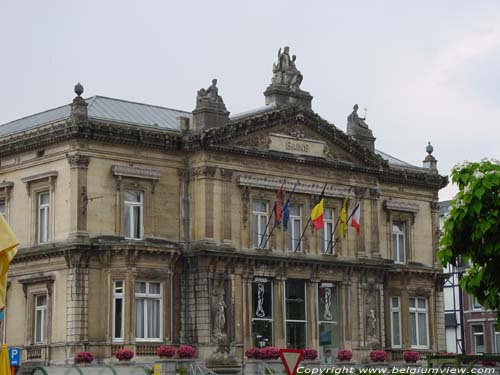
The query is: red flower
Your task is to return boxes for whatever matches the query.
[260,347,280,360]
[245,347,261,359]
[337,349,353,362]
[369,350,387,362]
[176,345,196,359]
[156,345,176,358]
[303,348,318,360]
[403,351,420,363]
[76,351,94,364]
[115,349,134,360]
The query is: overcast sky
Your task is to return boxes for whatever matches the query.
[1,0,499,200]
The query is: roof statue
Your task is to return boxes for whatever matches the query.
[193,78,230,130]
[347,104,368,129]
[347,104,375,152]
[271,46,303,91]
[197,78,225,105]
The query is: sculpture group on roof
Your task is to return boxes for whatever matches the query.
[271,46,304,91]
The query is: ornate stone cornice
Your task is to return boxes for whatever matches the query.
[66,154,90,169]
[111,165,161,180]
[383,200,420,213]
[21,171,58,184]
[238,175,355,198]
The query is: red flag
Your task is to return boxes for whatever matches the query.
[351,202,361,234]
[274,180,285,226]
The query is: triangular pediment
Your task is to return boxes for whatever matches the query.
[202,108,387,169]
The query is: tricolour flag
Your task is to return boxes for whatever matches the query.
[274,181,285,227]
[0,214,19,310]
[310,198,324,230]
[282,200,290,231]
[351,202,361,234]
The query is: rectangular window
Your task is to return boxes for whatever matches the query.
[252,278,273,347]
[252,200,268,248]
[409,297,429,348]
[493,325,500,353]
[135,281,162,341]
[34,294,47,344]
[390,297,402,348]
[0,199,5,218]
[392,221,405,264]
[38,191,50,243]
[285,279,306,349]
[286,205,302,251]
[472,296,483,311]
[320,208,334,254]
[124,191,143,240]
[318,283,339,358]
[471,324,485,354]
[112,280,125,341]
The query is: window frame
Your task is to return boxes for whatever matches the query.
[37,191,50,244]
[317,282,339,357]
[33,294,47,344]
[492,324,500,353]
[252,200,269,249]
[286,204,302,252]
[252,277,274,347]
[124,190,144,240]
[389,296,402,348]
[284,279,307,349]
[134,280,163,342]
[392,220,406,264]
[112,280,125,342]
[320,208,334,254]
[409,297,429,349]
[471,323,486,354]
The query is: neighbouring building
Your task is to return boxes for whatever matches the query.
[439,201,500,355]
[1,47,448,371]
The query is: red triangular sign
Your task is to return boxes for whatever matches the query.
[280,349,304,375]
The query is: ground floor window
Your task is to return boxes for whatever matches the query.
[409,297,429,348]
[112,280,124,341]
[135,281,162,341]
[252,277,273,347]
[318,283,339,359]
[471,324,485,354]
[493,325,500,353]
[285,279,307,349]
[390,296,402,348]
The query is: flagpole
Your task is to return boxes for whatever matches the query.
[258,179,285,249]
[329,187,370,252]
[261,181,298,249]
[326,187,353,254]
[294,182,328,252]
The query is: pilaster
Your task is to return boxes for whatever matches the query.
[66,153,90,241]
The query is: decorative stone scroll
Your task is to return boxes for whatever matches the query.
[383,200,420,213]
[238,175,355,198]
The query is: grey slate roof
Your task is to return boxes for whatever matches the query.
[0,96,190,137]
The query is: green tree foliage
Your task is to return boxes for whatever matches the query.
[438,160,500,323]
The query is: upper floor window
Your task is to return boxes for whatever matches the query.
[135,281,162,341]
[320,208,334,254]
[287,205,302,251]
[38,191,50,243]
[392,221,405,264]
[124,191,143,240]
[34,294,47,344]
[471,296,483,311]
[252,200,268,248]
[409,297,429,348]
[112,280,125,341]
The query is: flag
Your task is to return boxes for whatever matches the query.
[274,181,285,227]
[338,198,348,237]
[282,200,290,231]
[0,214,19,310]
[310,198,324,230]
[0,344,11,375]
[351,202,361,234]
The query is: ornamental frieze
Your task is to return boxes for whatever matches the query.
[383,199,420,213]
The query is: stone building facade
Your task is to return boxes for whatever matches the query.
[1,48,447,368]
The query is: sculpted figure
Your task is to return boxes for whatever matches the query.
[271,46,303,90]
[348,104,368,129]
[197,79,223,104]
[216,295,226,336]
[366,308,377,338]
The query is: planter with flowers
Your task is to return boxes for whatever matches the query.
[75,352,94,365]
[402,351,421,368]
[368,350,388,369]
[243,347,285,375]
[157,345,176,359]
[337,349,353,363]
[154,345,177,373]
[115,348,134,364]
[302,348,320,367]
[175,345,197,372]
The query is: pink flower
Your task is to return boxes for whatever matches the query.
[76,351,94,364]
[260,347,280,360]
[403,351,420,363]
[156,345,176,358]
[115,349,134,361]
[176,345,196,359]
[369,350,387,362]
[337,349,353,362]
[303,349,318,360]
[245,347,261,359]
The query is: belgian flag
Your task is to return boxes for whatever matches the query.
[310,198,324,230]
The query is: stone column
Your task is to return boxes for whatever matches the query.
[66,154,90,241]
[65,251,90,355]
[430,201,440,267]
[242,276,253,349]
[220,169,233,245]
[308,280,319,348]
[370,187,381,257]
[274,277,286,348]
